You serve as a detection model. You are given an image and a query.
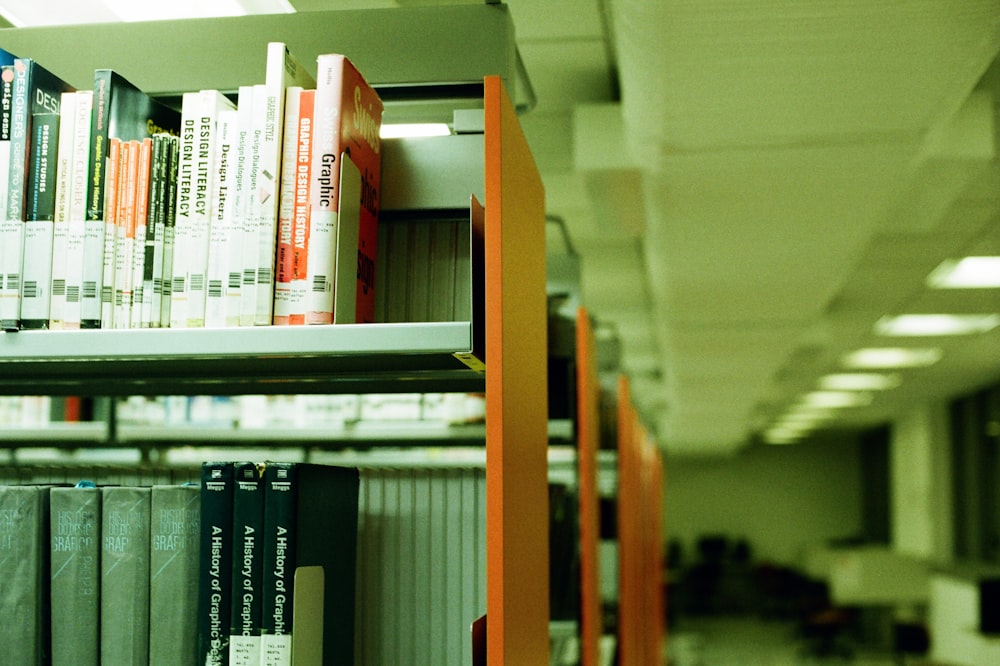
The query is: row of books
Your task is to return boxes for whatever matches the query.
[116,392,488,429]
[0,42,383,331]
[0,461,360,666]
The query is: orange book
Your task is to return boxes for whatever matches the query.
[306,54,382,325]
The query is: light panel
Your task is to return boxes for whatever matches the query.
[841,347,943,369]
[819,373,901,391]
[875,314,1000,337]
[927,257,1000,289]
[380,123,452,139]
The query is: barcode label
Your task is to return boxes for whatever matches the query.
[83,281,97,299]
[257,267,271,283]
[162,278,172,297]
[153,277,163,295]
[100,286,113,304]
[228,272,241,289]
[172,277,185,293]
[190,274,205,292]
[66,286,80,303]
[52,279,65,296]
[5,273,19,290]
[242,269,255,286]
[312,275,329,293]
[208,280,223,298]
[21,281,37,299]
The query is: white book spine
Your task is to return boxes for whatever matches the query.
[169,91,201,328]
[63,90,93,330]
[0,64,27,330]
[238,84,265,326]
[48,91,76,329]
[306,55,345,325]
[224,85,253,327]
[130,138,151,328]
[205,108,237,328]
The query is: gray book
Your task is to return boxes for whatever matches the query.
[101,486,151,665]
[0,484,50,665]
[50,483,101,666]
[149,484,200,666]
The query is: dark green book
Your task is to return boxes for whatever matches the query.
[262,463,360,666]
[20,110,60,328]
[149,484,200,666]
[199,462,234,666]
[229,462,264,665]
[81,69,180,328]
[0,484,50,665]
[100,485,151,665]
[49,482,100,666]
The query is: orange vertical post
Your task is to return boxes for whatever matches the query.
[576,307,602,666]
[483,75,550,665]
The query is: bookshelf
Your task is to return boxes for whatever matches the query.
[0,6,549,665]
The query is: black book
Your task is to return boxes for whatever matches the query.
[20,111,60,328]
[229,462,264,665]
[277,464,360,666]
[81,69,180,328]
[260,462,297,665]
[199,461,234,666]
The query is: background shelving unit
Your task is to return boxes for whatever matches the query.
[0,6,549,665]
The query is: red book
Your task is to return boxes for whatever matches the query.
[305,54,382,325]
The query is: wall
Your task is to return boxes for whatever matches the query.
[663,434,864,567]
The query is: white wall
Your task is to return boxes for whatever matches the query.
[663,435,864,567]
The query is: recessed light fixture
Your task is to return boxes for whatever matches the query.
[800,390,873,409]
[819,373,901,391]
[927,257,1000,289]
[875,314,1000,337]
[841,347,943,369]
[380,123,452,139]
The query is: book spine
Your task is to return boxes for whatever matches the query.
[305,55,346,325]
[288,90,314,326]
[0,65,13,222]
[0,59,31,330]
[205,108,237,328]
[199,461,234,666]
[19,111,60,328]
[48,90,76,330]
[63,90,93,330]
[0,485,50,665]
[225,85,252,327]
[272,86,301,326]
[49,485,100,666]
[129,137,152,328]
[112,139,138,328]
[143,135,166,327]
[168,92,199,328]
[158,134,179,328]
[149,484,201,666]
[81,70,113,329]
[229,462,264,666]
[100,485,152,665]
[99,136,121,329]
[239,84,265,327]
[260,463,297,666]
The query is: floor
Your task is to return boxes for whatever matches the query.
[667,615,905,666]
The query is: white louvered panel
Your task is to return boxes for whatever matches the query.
[355,467,486,665]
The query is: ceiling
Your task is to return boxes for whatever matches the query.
[6,0,1000,456]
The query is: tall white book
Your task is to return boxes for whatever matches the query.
[62,90,93,330]
[170,89,235,328]
[238,84,264,327]
[204,108,238,328]
[48,91,76,329]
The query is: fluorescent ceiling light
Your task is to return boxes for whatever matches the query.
[841,347,942,369]
[819,373,901,391]
[799,390,873,409]
[927,257,1000,289]
[875,314,1000,337]
[380,123,451,139]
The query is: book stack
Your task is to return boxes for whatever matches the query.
[0,44,383,332]
[0,460,360,666]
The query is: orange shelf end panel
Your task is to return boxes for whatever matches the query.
[483,74,549,666]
